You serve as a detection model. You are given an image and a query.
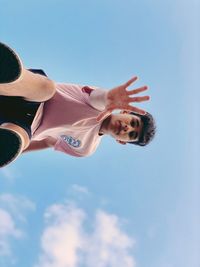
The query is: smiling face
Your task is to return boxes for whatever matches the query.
[99,112,143,143]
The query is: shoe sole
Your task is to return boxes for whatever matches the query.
[0,42,22,84]
[0,128,22,167]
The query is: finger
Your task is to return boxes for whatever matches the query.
[124,76,138,88]
[127,86,148,95]
[124,105,147,115]
[117,102,146,114]
[128,95,150,102]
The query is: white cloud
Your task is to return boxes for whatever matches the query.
[35,202,85,267]
[0,208,22,256]
[34,203,136,267]
[71,184,89,195]
[0,193,36,222]
[0,166,22,183]
[0,167,16,182]
[0,193,36,264]
[85,210,135,267]
[0,167,14,180]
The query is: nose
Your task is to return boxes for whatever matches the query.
[122,124,130,132]
[122,122,139,134]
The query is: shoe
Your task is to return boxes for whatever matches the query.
[0,128,23,167]
[0,42,22,84]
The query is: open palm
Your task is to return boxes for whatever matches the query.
[96,76,150,122]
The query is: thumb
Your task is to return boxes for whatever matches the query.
[96,109,112,122]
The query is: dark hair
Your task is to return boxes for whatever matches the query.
[128,112,156,146]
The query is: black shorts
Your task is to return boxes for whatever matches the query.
[0,69,47,138]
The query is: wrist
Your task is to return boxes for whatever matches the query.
[90,89,108,111]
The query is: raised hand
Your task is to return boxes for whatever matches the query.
[96,76,150,122]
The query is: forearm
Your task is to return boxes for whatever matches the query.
[23,140,50,153]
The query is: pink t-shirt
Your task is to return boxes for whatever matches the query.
[31,83,107,157]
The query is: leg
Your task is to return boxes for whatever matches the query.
[0,42,22,83]
[0,69,56,102]
[0,43,55,167]
[0,123,30,168]
[0,42,56,102]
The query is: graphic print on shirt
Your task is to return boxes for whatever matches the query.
[61,135,81,148]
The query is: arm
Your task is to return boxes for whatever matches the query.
[23,137,56,153]
[83,76,150,122]
[96,76,150,121]
[82,86,108,111]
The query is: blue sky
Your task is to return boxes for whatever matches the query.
[0,1,199,267]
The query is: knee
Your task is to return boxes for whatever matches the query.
[40,79,56,101]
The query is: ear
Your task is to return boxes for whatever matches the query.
[116,140,127,145]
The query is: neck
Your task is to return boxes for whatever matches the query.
[99,115,111,135]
